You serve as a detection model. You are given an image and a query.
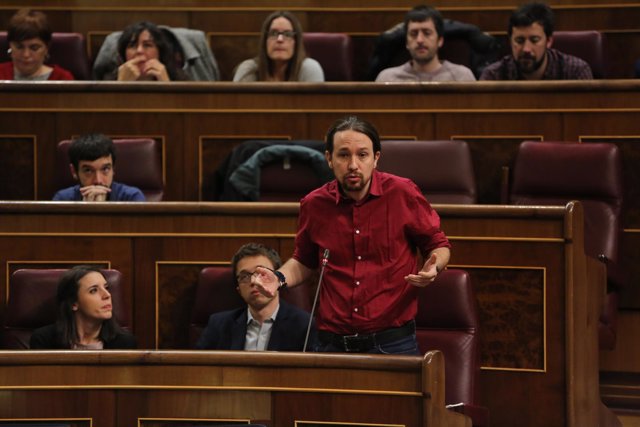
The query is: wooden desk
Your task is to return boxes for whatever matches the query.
[0,201,614,427]
[1,81,639,312]
[1,80,640,207]
[0,350,468,427]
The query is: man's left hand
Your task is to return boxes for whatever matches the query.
[405,253,439,287]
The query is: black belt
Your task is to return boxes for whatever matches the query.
[318,321,415,353]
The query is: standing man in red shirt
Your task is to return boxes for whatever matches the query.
[255,116,450,354]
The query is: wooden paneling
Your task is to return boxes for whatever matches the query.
[0,201,613,427]
[0,350,468,427]
[471,267,546,370]
[2,81,640,309]
[4,81,640,205]
[0,135,36,200]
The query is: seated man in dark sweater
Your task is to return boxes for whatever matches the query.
[53,133,145,201]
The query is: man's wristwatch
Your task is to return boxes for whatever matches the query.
[274,270,288,291]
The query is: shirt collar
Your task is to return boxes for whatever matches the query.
[246,303,280,325]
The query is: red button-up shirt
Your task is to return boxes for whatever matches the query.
[293,170,450,334]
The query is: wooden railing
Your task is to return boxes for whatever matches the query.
[0,201,616,427]
[0,350,470,427]
[1,80,639,314]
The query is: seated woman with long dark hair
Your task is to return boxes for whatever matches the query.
[233,11,324,82]
[111,21,186,81]
[30,265,137,349]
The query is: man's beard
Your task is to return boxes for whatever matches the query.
[516,52,546,74]
[340,173,365,192]
[412,49,437,66]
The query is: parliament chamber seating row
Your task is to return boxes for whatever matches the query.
[0,200,615,427]
[43,137,629,353]
[42,135,634,349]
[0,29,610,81]
[0,30,356,82]
[3,0,640,78]
[3,265,489,427]
[2,140,622,425]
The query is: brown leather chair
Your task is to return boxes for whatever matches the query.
[377,140,477,204]
[260,158,330,202]
[303,32,354,81]
[0,31,91,80]
[56,138,164,201]
[416,268,488,427]
[2,268,129,349]
[507,141,625,349]
[213,139,325,201]
[189,266,242,347]
[552,30,606,78]
[189,266,314,348]
[228,144,332,202]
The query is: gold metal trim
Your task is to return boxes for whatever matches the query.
[296,421,405,427]
[2,4,635,13]
[5,108,640,114]
[450,264,547,373]
[0,418,92,427]
[0,233,296,238]
[138,417,250,427]
[0,385,421,396]
[579,135,640,141]
[0,233,563,242]
[448,236,564,243]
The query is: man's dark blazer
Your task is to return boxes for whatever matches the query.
[196,300,315,351]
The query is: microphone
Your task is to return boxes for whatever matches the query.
[303,248,329,352]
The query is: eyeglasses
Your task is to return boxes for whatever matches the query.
[236,265,275,285]
[267,30,296,40]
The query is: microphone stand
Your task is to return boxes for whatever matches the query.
[303,249,329,352]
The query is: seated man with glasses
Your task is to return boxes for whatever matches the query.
[196,243,315,351]
[232,10,324,82]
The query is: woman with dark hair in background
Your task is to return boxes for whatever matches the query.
[113,21,186,81]
[233,11,324,82]
[0,9,73,80]
[30,265,137,349]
